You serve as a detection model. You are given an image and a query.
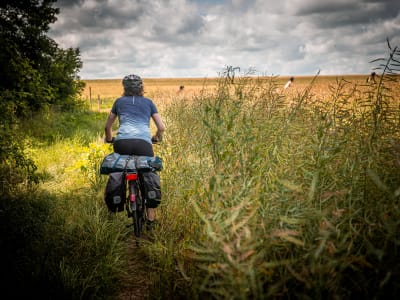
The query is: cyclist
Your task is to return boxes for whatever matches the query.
[104,74,166,229]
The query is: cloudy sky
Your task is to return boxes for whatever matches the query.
[48,0,400,79]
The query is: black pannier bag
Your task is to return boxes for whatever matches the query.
[104,172,126,212]
[141,171,161,208]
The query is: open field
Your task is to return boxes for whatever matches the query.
[82,74,400,106]
[81,75,375,97]
[82,77,219,100]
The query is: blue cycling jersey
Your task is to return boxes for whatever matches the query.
[111,95,158,144]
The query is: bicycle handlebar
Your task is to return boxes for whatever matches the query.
[151,136,161,144]
[104,137,115,144]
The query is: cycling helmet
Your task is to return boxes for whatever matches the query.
[122,74,143,95]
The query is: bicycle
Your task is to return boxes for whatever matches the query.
[102,138,162,244]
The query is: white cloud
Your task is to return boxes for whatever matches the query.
[48,0,400,79]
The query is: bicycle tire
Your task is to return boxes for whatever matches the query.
[128,181,145,239]
[132,208,142,237]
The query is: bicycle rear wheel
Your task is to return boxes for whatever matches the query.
[132,207,143,238]
[128,181,144,239]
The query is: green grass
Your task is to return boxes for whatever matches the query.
[1,108,128,299]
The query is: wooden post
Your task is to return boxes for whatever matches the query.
[98,95,101,111]
[89,86,92,110]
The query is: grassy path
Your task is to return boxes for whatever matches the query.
[116,237,152,300]
[25,109,163,299]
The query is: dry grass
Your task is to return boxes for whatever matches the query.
[82,75,400,120]
[82,74,400,102]
[82,77,219,101]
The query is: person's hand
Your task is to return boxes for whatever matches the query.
[104,137,115,144]
[151,136,161,144]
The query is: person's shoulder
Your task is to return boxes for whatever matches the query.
[115,95,130,103]
[141,95,152,101]
[140,96,155,104]
[115,95,126,102]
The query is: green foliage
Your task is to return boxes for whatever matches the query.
[23,109,107,144]
[0,0,84,115]
[54,193,128,300]
[0,188,128,300]
[0,107,130,300]
[0,0,85,201]
[0,190,56,298]
[0,96,38,195]
[74,142,110,190]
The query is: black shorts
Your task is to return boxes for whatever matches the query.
[113,139,154,156]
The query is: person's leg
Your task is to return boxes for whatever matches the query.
[147,208,155,221]
[146,208,157,231]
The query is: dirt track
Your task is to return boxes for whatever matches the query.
[116,237,153,300]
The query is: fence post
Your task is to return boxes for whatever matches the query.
[89,86,92,110]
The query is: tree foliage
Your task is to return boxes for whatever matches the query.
[0,0,84,115]
[0,0,85,190]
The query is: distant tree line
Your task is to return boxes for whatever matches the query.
[0,0,84,191]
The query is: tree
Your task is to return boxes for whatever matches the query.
[0,0,84,189]
[0,0,84,114]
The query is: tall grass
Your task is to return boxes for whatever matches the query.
[145,44,400,299]
[0,109,130,299]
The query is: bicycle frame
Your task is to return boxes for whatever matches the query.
[125,171,147,240]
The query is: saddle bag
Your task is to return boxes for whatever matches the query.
[141,171,161,208]
[104,172,126,212]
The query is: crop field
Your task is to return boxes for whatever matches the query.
[82,74,382,99]
[82,74,399,111]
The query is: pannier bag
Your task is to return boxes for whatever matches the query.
[104,172,126,212]
[141,171,161,208]
[100,152,163,174]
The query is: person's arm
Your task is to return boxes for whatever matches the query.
[151,113,166,142]
[105,112,117,142]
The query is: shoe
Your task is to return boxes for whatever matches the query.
[145,219,157,231]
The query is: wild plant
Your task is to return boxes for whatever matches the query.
[152,43,400,299]
[76,141,110,190]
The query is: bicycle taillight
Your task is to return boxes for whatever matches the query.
[126,173,138,180]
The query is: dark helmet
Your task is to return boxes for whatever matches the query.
[122,74,143,95]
